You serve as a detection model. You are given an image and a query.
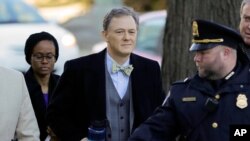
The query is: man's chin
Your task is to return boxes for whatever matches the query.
[198,72,205,78]
[244,38,250,46]
[198,71,209,79]
[199,73,205,78]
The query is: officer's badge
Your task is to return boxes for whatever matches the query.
[192,21,199,37]
[236,94,248,109]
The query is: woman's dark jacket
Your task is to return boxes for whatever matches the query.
[24,68,60,141]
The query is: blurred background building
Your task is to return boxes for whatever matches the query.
[0,0,166,74]
[26,0,166,55]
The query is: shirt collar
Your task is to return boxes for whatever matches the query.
[106,52,130,73]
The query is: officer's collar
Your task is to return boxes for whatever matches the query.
[224,60,241,81]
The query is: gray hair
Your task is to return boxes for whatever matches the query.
[240,0,250,15]
[103,6,139,31]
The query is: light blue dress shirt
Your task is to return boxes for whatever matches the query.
[106,53,130,99]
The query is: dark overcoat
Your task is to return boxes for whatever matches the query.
[24,68,60,141]
[46,49,165,141]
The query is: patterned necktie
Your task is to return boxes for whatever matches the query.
[112,63,134,76]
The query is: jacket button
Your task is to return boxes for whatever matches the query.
[212,122,218,128]
[215,94,220,100]
[120,103,124,107]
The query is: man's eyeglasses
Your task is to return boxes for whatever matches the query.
[32,53,55,62]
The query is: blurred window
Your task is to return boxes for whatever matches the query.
[0,0,45,23]
[137,16,165,55]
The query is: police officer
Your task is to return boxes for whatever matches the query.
[128,19,250,141]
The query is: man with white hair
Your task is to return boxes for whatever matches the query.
[239,0,250,59]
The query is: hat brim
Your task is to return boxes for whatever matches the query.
[189,43,219,52]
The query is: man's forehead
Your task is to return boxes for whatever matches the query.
[108,16,137,30]
[242,3,250,13]
[110,15,135,24]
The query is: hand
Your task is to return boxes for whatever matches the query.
[47,126,60,141]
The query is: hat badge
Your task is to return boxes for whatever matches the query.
[192,21,199,37]
[236,94,248,109]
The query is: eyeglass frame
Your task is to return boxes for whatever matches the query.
[31,53,56,62]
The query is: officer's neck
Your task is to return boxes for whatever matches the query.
[218,53,237,80]
[207,61,238,90]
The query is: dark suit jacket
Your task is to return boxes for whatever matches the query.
[46,49,165,141]
[24,68,60,141]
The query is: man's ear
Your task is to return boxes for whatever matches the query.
[223,47,231,56]
[102,31,108,42]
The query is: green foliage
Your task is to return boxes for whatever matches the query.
[123,0,166,12]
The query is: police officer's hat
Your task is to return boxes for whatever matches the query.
[189,19,243,51]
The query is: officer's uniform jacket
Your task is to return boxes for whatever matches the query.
[129,18,250,141]
[129,57,250,141]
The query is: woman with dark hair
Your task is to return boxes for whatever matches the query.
[24,31,60,141]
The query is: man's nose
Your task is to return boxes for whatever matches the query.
[123,32,130,40]
[194,53,201,62]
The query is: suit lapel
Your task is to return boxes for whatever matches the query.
[130,53,145,96]
[87,49,107,120]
